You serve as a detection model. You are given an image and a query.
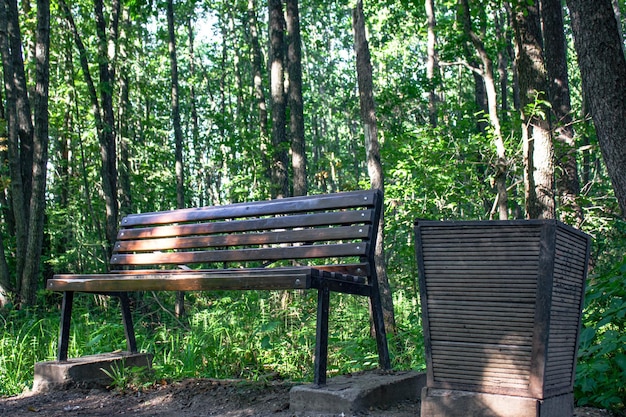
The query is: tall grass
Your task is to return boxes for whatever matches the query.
[0,289,425,397]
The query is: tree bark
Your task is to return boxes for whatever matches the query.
[247,0,270,188]
[94,0,120,254]
[353,0,396,335]
[540,0,583,225]
[167,0,185,211]
[166,0,186,317]
[187,17,202,206]
[7,0,33,214]
[459,0,508,220]
[20,0,50,306]
[425,0,439,127]
[1,0,29,291]
[286,0,307,196]
[566,0,626,217]
[269,0,289,199]
[118,8,132,218]
[512,0,555,219]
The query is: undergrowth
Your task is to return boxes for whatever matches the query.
[1,256,624,415]
[0,289,424,397]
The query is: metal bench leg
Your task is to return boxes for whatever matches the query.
[118,293,137,353]
[57,291,74,361]
[314,286,330,386]
[370,290,391,370]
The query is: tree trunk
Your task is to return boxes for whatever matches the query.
[94,0,120,254]
[20,0,50,306]
[118,9,132,218]
[1,0,29,290]
[0,232,10,306]
[269,0,289,199]
[566,0,626,217]
[353,0,396,335]
[425,0,439,127]
[166,0,186,317]
[540,0,583,225]
[459,0,508,220]
[512,0,555,219]
[167,0,185,211]
[8,0,34,216]
[495,11,509,117]
[286,0,306,196]
[247,0,271,188]
[187,17,202,206]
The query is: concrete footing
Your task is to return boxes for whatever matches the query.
[33,352,153,392]
[421,387,575,417]
[289,370,425,414]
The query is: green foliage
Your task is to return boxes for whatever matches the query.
[0,289,423,397]
[575,252,626,414]
[101,362,153,392]
[0,307,58,396]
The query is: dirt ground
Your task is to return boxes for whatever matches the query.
[0,376,616,417]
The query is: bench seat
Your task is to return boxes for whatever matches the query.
[49,267,369,293]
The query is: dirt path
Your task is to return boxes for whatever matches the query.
[0,378,615,417]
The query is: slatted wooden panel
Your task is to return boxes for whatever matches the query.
[543,226,588,394]
[111,190,381,276]
[415,220,590,399]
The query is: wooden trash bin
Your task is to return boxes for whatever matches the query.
[414,220,591,417]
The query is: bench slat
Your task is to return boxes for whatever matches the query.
[106,262,371,277]
[121,190,378,227]
[49,267,369,293]
[117,210,375,240]
[110,242,369,266]
[48,270,312,292]
[115,225,371,252]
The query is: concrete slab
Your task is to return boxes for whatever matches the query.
[421,388,575,417]
[289,370,425,414]
[33,352,153,392]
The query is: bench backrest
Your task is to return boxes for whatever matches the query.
[110,190,382,279]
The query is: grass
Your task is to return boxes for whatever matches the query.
[0,288,425,397]
[2,277,622,415]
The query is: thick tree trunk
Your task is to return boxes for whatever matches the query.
[1,0,29,290]
[512,0,555,219]
[353,0,396,335]
[269,0,289,199]
[94,0,120,254]
[7,0,34,214]
[20,0,50,306]
[286,0,306,196]
[566,0,626,217]
[247,0,271,188]
[540,0,583,225]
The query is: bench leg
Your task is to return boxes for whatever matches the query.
[370,291,391,370]
[118,293,138,353]
[314,286,330,386]
[57,291,74,361]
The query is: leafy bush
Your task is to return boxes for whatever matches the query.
[575,256,626,414]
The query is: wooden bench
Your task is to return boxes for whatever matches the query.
[47,189,391,385]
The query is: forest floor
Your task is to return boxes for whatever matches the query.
[0,376,616,417]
